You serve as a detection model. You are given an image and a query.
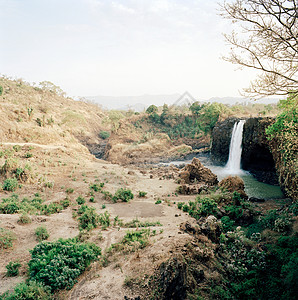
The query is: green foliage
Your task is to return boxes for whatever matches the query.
[224,205,243,221]
[138,191,147,197]
[5,261,21,277]
[220,216,235,233]
[1,281,52,300]
[60,198,70,209]
[25,152,33,158]
[35,226,49,242]
[0,85,3,96]
[99,131,110,139]
[123,218,162,228]
[78,206,100,231]
[198,197,218,216]
[66,188,74,194]
[98,211,111,229]
[113,188,134,202]
[90,183,104,192]
[0,227,16,250]
[146,104,158,114]
[18,213,31,224]
[155,199,162,204]
[2,178,19,191]
[28,238,101,292]
[76,196,86,205]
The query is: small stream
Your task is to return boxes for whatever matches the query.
[160,154,284,200]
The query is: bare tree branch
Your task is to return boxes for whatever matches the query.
[219,0,298,98]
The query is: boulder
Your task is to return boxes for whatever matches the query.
[219,176,248,199]
[179,158,218,186]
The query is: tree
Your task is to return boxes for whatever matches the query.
[146,104,158,114]
[220,0,298,98]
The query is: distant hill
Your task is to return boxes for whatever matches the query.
[85,94,280,111]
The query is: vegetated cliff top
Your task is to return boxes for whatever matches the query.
[0,77,107,150]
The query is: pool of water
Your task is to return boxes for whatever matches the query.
[160,154,284,199]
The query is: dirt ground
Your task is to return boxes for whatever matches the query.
[0,142,198,299]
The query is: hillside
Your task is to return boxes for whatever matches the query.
[0,78,297,300]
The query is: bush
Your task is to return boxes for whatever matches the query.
[0,227,16,250]
[113,188,134,202]
[198,197,218,216]
[18,213,31,224]
[28,238,101,292]
[78,206,99,231]
[5,261,21,277]
[2,178,19,192]
[76,196,86,205]
[138,191,147,197]
[35,226,49,241]
[99,131,110,139]
[90,183,103,192]
[1,281,52,300]
[0,85,3,96]
[220,216,235,233]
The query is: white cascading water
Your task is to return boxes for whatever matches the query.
[225,120,246,173]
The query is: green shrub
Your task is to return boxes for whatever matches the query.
[0,227,16,250]
[5,261,21,277]
[60,198,70,209]
[138,191,147,197]
[76,196,86,205]
[0,85,3,96]
[78,206,99,231]
[28,238,101,292]
[89,196,95,202]
[18,213,31,224]
[98,211,111,229]
[66,188,74,194]
[41,202,63,215]
[2,178,19,192]
[99,131,110,139]
[35,226,49,241]
[220,216,235,233]
[1,281,52,300]
[155,199,162,204]
[89,183,103,192]
[113,188,134,202]
[198,197,218,216]
[177,202,184,209]
[25,152,33,158]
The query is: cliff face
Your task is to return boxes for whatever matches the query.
[241,118,278,185]
[211,117,278,185]
[210,117,239,165]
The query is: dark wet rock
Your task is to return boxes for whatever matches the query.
[211,117,239,164]
[249,197,265,203]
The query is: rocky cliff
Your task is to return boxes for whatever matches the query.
[211,117,278,185]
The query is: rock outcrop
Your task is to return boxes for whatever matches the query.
[219,176,248,199]
[180,158,218,186]
[178,158,218,195]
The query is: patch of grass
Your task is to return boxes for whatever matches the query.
[123,218,162,228]
[0,281,52,300]
[66,188,74,194]
[76,196,86,205]
[35,226,49,241]
[18,213,31,224]
[2,178,19,192]
[0,227,16,250]
[113,188,134,202]
[5,261,21,277]
[138,191,147,198]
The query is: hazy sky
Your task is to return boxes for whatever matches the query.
[0,0,258,99]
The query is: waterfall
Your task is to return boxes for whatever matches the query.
[225,120,246,173]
